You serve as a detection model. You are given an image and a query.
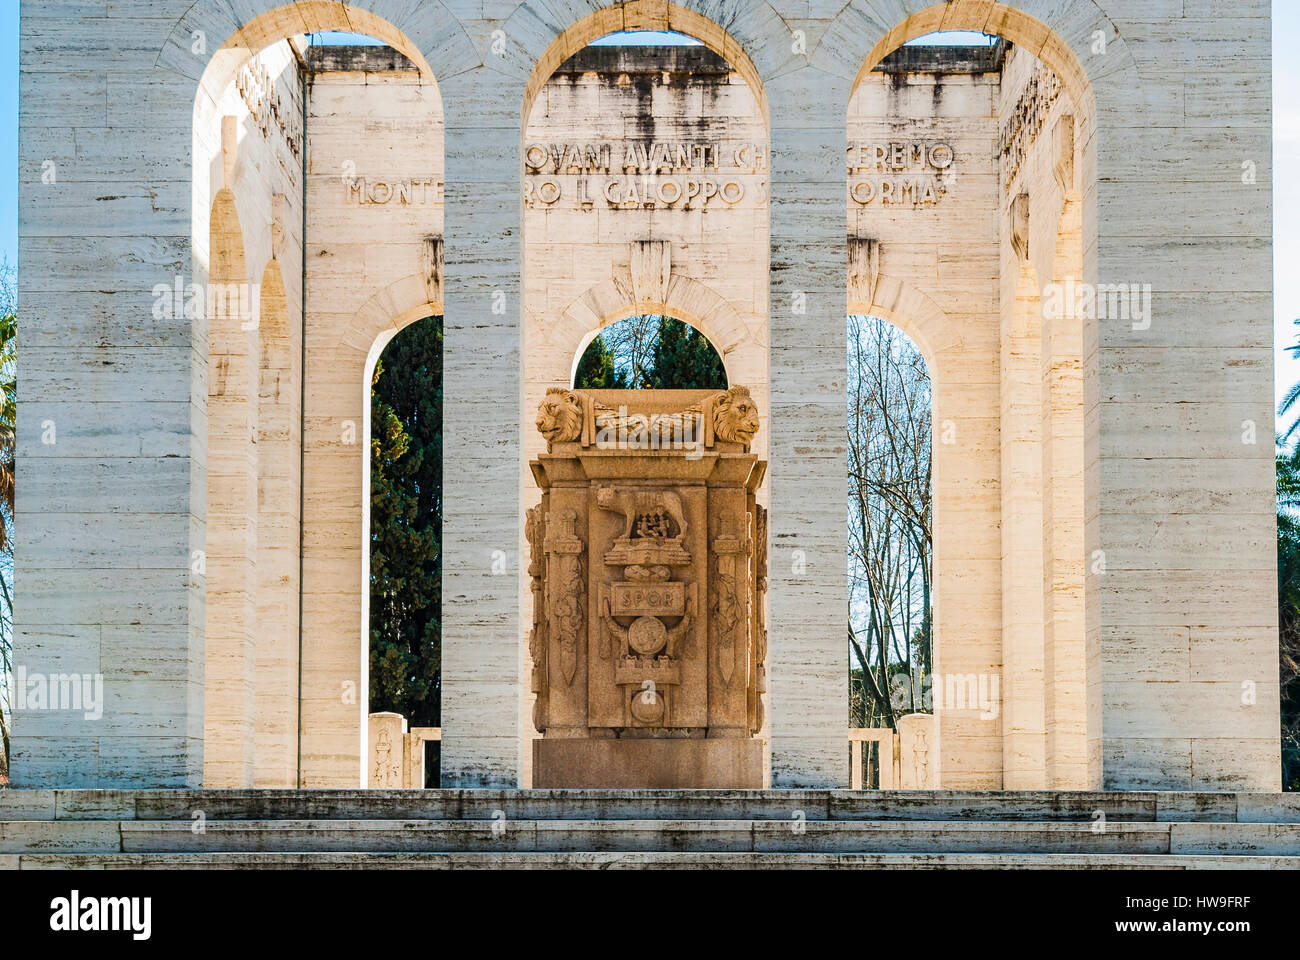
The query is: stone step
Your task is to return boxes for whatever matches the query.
[4,818,1300,856]
[4,851,1298,870]
[2,789,1297,823]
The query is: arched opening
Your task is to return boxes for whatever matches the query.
[572,314,728,391]
[368,316,443,788]
[847,7,1098,789]
[847,314,933,789]
[522,13,771,785]
[192,5,445,788]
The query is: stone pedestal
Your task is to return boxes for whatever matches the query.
[528,387,768,788]
[533,739,764,789]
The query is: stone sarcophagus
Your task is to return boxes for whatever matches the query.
[528,387,768,788]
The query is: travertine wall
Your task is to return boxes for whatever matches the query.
[299,60,444,787]
[12,0,1279,792]
[197,43,307,789]
[997,44,1091,788]
[848,55,1004,789]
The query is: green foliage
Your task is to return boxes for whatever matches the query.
[573,315,726,390]
[369,318,442,730]
[1279,446,1300,790]
[573,329,628,389]
[644,316,727,390]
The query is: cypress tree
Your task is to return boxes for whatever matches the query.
[574,331,628,389]
[645,315,727,390]
[573,316,726,391]
[369,317,442,730]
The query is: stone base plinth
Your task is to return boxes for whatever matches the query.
[532,739,765,789]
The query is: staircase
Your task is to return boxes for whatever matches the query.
[2,789,1298,869]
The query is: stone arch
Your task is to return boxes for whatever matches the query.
[848,273,990,790]
[342,274,445,359]
[839,1,1115,791]
[848,274,949,378]
[162,0,476,88]
[823,0,1136,122]
[553,271,753,389]
[515,0,788,123]
[178,2,455,788]
[347,281,444,790]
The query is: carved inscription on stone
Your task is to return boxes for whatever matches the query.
[848,140,955,207]
[999,63,1063,191]
[524,140,769,209]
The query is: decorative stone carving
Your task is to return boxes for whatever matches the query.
[525,505,548,730]
[750,504,768,736]
[368,712,406,788]
[596,486,689,542]
[848,237,881,307]
[535,388,583,446]
[710,510,748,687]
[1052,114,1076,194]
[545,508,585,687]
[1010,193,1030,262]
[529,387,768,788]
[999,61,1062,190]
[898,713,939,789]
[711,386,760,449]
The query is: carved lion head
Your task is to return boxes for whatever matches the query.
[712,386,760,448]
[536,388,583,444]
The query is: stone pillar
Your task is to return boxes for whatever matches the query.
[1001,262,1047,788]
[437,71,524,786]
[11,11,207,787]
[765,72,850,787]
[254,256,302,787]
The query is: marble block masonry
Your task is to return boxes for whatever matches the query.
[10,0,1280,793]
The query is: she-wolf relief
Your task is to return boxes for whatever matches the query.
[528,387,768,788]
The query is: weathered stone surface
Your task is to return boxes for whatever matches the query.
[530,388,767,787]
[10,1,1280,794]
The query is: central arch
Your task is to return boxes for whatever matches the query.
[520,13,774,784]
[518,3,773,124]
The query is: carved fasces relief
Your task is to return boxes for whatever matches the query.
[546,508,585,688]
[710,509,750,690]
[750,503,768,735]
[898,713,939,789]
[526,504,549,731]
[368,713,406,788]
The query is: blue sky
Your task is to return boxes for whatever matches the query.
[0,6,1293,409]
